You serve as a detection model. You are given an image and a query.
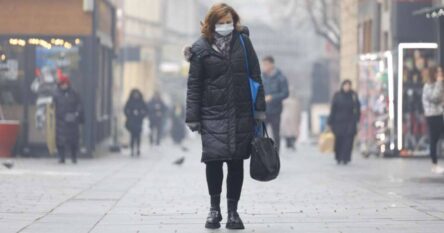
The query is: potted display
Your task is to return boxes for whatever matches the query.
[0,103,20,157]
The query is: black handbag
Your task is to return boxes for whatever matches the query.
[250,123,280,182]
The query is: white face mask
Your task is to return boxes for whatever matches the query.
[215,23,234,36]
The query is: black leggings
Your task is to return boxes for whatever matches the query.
[206,160,244,201]
[426,115,444,164]
[130,131,141,152]
[149,123,163,145]
[58,144,78,162]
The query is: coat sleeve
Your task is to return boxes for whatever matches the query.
[328,94,337,126]
[355,92,361,122]
[185,48,204,123]
[75,92,84,124]
[244,35,266,113]
[272,74,289,102]
[124,102,131,117]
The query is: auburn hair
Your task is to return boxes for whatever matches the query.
[427,66,440,83]
[201,3,241,42]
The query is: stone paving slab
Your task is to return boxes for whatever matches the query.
[1,139,444,232]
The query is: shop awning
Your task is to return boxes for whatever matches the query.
[413,5,444,18]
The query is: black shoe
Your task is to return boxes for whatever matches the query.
[205,207,222,229]
[137,150,140,156]
[59,160,65,164]
[226,211,245,230]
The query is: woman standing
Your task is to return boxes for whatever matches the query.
[53,74,83,164]
[422,66,444,174]
[185,3,265,230]
[124,89,147,157]
[170,103,186,145]
[328,80,361,165]
[281,95,300,151]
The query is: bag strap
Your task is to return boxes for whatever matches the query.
[261,122,270,138]
[239,34,251,76]
[240,34,265,137]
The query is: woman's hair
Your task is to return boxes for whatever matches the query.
[201,3,241,42]
[129,89,144,101]
[427,66,438,83]
[341,79,352,89]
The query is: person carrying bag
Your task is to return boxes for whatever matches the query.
[239,34,280,182]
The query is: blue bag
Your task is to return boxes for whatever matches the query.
[239,35,260,113]
[239,35,262,135]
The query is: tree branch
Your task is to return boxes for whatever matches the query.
[304,0,340,50]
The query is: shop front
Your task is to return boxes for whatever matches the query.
[0,0,116,157]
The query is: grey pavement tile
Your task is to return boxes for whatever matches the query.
[2,139,444,233]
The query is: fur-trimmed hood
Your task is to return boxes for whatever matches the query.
[183,26,250,62]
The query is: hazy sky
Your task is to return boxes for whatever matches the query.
[199,0,275,25]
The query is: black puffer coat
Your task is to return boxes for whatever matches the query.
[186,30,266,162]
[53,87,83,147]
[328,90,361,136]
[124,98,147,134]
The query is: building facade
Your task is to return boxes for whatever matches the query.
[340,0,359,87]
[0,0,116,157]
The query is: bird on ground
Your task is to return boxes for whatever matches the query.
[173,156,185,166]
[2,160,14,169]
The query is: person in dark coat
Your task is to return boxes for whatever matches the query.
[185,3,265,230]
[170,103,186,145]
[328,80,361,165]
[124,89,147,157]
[53,74,83,164]
[261,56,289,152]
[146,92,167,146]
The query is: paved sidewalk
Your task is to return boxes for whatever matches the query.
[1,139,444,233]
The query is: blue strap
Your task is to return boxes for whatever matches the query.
[239,35,251,76]
[239,34,263,136]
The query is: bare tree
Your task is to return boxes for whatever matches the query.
[305,0,340,50]
[265,0,341,50]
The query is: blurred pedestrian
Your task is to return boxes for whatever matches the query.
[422,66,444,174]
[185,3,265,230]
[281,96,300,151]
[262,55,289,152]
[170,103,186,145]
[124,89,147,157]
[146,92,167,146]
[328,80,361,165]
[53,74,83,164]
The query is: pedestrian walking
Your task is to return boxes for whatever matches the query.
[281,96,300,151]
[170,103,186,145]
[53,74,83,164]
[422,66,444,174]
[146,92,167,146]
[185,3,265,230]
[261,56,289,152]
[124,89,147,157]
[328,80,361,165]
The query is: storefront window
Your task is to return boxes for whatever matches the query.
[401,49,437,153]
[30,43,81,144]
[1,37,82,145]
[0,41,26,121]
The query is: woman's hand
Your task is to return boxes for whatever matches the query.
[187,122,201,134]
